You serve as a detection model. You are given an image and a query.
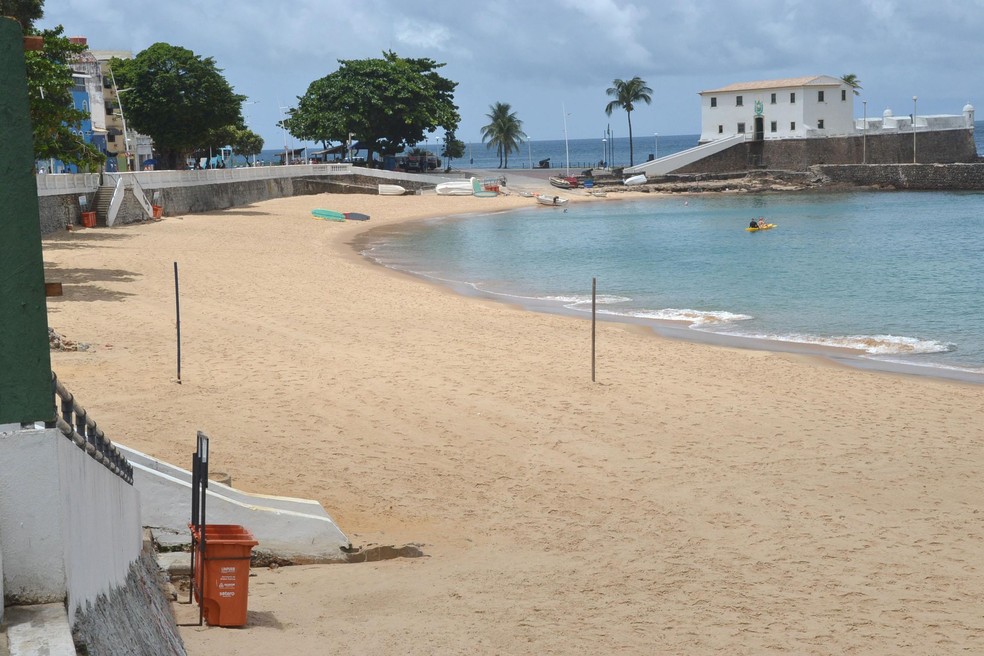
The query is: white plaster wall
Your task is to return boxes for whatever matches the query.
[700,84,854,142]
[0,427,141,625]
[57,435,142,624]
[0,428,68,605]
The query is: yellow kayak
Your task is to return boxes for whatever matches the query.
[746,223,777,232]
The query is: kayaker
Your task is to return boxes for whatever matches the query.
[756,218,767,228]
[749,219,758,228]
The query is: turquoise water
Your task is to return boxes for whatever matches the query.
[364,191,984,381]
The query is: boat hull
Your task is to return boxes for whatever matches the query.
[535,194,568,206]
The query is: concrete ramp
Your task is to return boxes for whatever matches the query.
[117,445,350,562]
[624,134,745,176]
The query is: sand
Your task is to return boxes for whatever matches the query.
[43,184,984,655]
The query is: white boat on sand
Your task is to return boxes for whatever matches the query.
[624,174,646,186]
[378,184,406,196]
[535,194,568,207]
[435,178,475,196]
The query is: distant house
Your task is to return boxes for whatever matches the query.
[698,75,855,143]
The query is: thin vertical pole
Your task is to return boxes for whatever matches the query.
[591,278,596,383]
[174,262,182,383]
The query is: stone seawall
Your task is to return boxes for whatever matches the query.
[39,170,442,235]
[71,540,186,656]
[812,162,984,190]
[39,192,96,234]
[675,129,977,175]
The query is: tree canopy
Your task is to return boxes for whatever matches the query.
[605,76,653,166]
[480,102,524,169]
[112,42,244,169]
[441,131,465,170]
[0,0,43,30]
[25,25,103,170]
[283,51,460,164]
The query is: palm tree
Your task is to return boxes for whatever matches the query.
[480,102,524,169]
[841,73,863,96]
[605,76,653,166]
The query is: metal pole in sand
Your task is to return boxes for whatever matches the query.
[174,262,182,383]
[592,278,596,382]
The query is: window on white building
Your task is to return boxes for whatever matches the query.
[770,121,777,132]
[710,97,717,108]
[818,119,825,129]
[718,125,723,134]
[818,90,825,102]
[770,93,777,104]
[841,89,847,101]
[790,121,796,130]
[737,122,746,133]
[790,92,796,104]
[736,95,743,107]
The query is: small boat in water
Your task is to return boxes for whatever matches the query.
[378,184,406,196]
[535,194,568,207]
[549,176,578,189]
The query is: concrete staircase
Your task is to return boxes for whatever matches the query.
[93,184,115,226]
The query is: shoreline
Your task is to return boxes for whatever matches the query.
[42,190,984,654]
[351,193,984,387]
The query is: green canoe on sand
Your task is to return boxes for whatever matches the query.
[312,209,346,221]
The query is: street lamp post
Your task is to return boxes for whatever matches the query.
[602,138,606,168]
[527,136,532,170]
[654,132,659,160]
[912,96,918,163]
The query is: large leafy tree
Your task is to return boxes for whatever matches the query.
[604,76,653,166]
[441,131,465,170]
[283,51,460,164]
[25,25,103,170]
[112,43,244,169]
[231,127,264,164]
[841,73,862,96]
[480,102,524,169]
[0,0,43,30]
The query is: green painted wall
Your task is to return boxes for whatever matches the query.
[0,18,53,424]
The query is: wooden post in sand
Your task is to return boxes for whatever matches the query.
[592,278,596,382]
[174,262,182,383]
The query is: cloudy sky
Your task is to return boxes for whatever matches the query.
[38,0,984,149]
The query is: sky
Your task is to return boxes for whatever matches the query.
[38,0,984,150]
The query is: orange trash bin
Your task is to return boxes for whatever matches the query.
[152,205,163,218]
[81,211,96,227]
[191,524,258,627]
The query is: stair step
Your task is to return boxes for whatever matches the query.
[3,604,75,656]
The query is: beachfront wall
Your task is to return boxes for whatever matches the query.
[0,426,141,624]
[673,128,977,174]
[813,162,984,189]
[35,165,455,234]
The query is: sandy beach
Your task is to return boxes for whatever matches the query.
[42,183,984,654]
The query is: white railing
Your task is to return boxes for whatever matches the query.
[107,176,125,227]
[625,134,746,175]
[35,172,100,196]
[107,162,355,189]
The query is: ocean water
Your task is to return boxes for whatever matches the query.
[363,190,984,381]
[261,118,984,169]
